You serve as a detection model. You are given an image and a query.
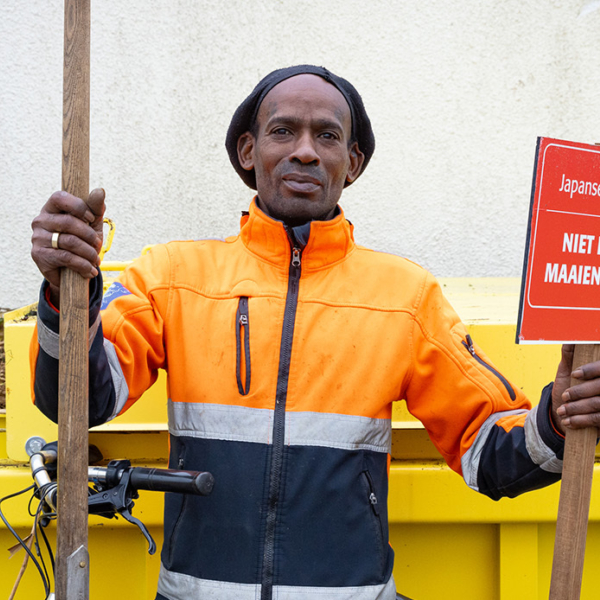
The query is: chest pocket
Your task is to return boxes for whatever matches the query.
[235,296,251,395]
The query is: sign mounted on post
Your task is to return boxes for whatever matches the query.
[517,137,600,344]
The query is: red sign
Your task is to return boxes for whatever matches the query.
[517,137,600,343]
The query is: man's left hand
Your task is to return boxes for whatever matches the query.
[552,344,600,434]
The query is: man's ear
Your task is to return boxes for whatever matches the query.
[345,142,365,184]
[237,132,255,171]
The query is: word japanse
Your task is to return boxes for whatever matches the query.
[558,173,600,198]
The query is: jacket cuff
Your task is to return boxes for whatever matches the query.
[37,273,104,358]
[536,382,565,461]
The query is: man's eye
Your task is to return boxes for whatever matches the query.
[272,128,290,135]
[320,132,338,140]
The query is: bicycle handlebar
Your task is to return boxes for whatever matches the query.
[29,446,215,517]
[19,439,215,561]
[89,464,215,496]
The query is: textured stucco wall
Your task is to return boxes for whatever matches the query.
[3,1,600,309]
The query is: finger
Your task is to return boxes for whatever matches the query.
[572,360,600,380]
[36,247,99,281]
[559,410,600,430]
[44,191,96,223]
[32,213,101,252]
[559,395,600,417]
[86,188,106,217]
[557,344,575,375]
[48,232,101,266]
[556,387,600,430]
[563,377,600,403]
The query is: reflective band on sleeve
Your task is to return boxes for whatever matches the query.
[158,564,397,600]
[168,402,391,453]
[37,312,102,359]
[524,404,563,473]
[103,338,129,421]
[37,317,59,359]
[461,409,528,491]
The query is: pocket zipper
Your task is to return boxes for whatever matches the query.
[363,470,380,517]
[361,469,386,577]
[235,296,251,395]
[461,334,516,401]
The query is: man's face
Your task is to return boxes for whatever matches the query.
[237,74,364,226]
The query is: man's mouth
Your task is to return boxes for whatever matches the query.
[282,173,322,194]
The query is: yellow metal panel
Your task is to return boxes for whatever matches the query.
[499,523,538,600]
[391,523,499,600]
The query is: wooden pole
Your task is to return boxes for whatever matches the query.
[56,1,90,598]
[549,344,600,600]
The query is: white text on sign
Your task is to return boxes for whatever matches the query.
[562,233,597,254]
[559,173,600,198]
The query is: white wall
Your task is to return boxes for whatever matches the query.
[3,0,600,309]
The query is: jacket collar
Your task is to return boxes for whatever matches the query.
[239,198,355,271]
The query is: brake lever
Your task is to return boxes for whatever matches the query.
[118,505,156,555]
[87,460,157,554]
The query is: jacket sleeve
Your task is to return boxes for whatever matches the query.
[404,271,564,500]
[31,244,170,427]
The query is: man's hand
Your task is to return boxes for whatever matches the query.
[551,344,600,434]
[31,188,106,302]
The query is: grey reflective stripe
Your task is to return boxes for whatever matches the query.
[461,409,528,491]
[285,411,391,454]
[169,401,391,453]
[158,565,397,600]
[524,404,563,473]
[37,316,59,359]
[169,401,274,444]
[273,575,397,599]
[103,338,129,421]
[37,312,102,359]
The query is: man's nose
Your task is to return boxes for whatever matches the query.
[290,132,319,164]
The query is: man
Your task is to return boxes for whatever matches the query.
[30,65,600,600]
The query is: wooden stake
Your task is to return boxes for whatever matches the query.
[549,344,600,600]
[56,1,90,598]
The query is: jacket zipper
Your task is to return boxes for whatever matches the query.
[235,296,251,395]
[461,334,516,401]
[261,241,302,600]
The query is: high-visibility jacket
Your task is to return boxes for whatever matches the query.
[32,200,564,600]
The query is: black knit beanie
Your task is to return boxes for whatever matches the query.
[225,65,375,190]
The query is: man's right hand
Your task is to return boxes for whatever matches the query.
[31,188,106,302]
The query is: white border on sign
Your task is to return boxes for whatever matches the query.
[526,142,600,311]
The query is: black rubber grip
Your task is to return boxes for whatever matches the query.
[128,468,214,496]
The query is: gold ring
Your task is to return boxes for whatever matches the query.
[51,232,60,249]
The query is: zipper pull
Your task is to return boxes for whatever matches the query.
[465,334,475,356]
[292,247,301,268]
[369,492,378,506]
[239,314,248,326]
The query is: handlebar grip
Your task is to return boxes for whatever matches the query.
[128,467,214,496]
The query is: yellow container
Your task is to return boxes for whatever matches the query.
[1,275,598,599]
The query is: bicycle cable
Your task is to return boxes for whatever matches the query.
[0,484,51,599]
